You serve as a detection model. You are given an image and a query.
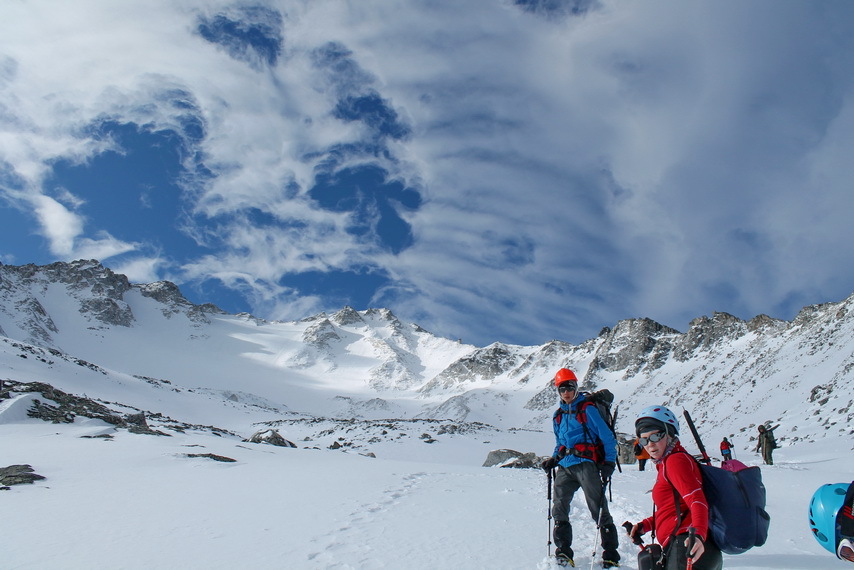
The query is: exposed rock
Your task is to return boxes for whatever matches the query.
[245,429,297,447]
[19,382,124,425]
[185,453,237,462]
[483,448,542,468]
[6,380,179,436]
[589,318,679,379]
[616,433,637,465]
[0,464,45,486]
[421,342,525,395]
[138,280,190,306]
[331,306,364,326]
[79,297,134,327]
[672,312,748,361]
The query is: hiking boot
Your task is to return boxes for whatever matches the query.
[602,547,620,567]
[555,552,575,567]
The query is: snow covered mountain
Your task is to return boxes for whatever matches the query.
[1,259,852,449]
[2,259,853,570]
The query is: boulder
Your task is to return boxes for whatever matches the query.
[0,464,45,487]
[246,429,297,448]
[483,449,542,469]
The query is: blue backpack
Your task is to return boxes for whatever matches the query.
[668,452,770,555]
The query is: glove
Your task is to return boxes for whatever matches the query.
[630,522,645,544]
[541,456,559,472]
[634,442,643,455]
[599,461,615,482]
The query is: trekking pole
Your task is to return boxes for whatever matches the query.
[686,526,697,570]
[547,467,554,556]
[590,479,609,570]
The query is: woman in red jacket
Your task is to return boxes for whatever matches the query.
[627,406,723,570]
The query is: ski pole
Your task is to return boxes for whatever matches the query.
[589,479,609,570]
[547,468,553,556]
[686,526,696,570]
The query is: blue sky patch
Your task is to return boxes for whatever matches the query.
[197,6,283,67]
[278,268,391,310]
[309,164,421,254]
[46,121,203,261]
[514,0,596,17]
[334,92,411,141]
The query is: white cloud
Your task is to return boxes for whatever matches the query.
[2,0,854,345]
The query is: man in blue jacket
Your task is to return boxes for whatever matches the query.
[541,368,619,568]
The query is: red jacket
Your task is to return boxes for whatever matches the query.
[640,442,710,547]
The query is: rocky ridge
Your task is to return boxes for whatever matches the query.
[0,260,851,448]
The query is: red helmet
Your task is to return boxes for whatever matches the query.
[554,368,578,386]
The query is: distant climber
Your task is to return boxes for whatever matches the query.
[755,424,778,465]
[720,437,732,461]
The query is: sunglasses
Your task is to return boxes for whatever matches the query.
[638,432,667,446]
[557,384,577,393]
[839,538,854,562]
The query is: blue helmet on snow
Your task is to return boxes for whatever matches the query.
[635,405,679,437]
[809,483,849,554]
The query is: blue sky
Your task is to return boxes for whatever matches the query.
[2,1,854,347]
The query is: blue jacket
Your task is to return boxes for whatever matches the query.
[552,392,617,468]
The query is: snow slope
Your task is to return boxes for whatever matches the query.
[1,412,851,569]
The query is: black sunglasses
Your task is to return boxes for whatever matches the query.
[557,384,577,393]
[638,432,667,446]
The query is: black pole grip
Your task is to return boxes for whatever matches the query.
[687,526,697,559]
[622,521,643,545]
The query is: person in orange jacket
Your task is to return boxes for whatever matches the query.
[634,438,650,471]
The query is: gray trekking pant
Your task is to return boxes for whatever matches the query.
[552,461,618,558]
[552,461,613,525]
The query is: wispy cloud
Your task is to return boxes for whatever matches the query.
[1,1,853,346]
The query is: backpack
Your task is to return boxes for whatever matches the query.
[554,389,618,466]
[667,452,770,555]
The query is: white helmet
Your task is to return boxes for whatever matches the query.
[635,405,679,436]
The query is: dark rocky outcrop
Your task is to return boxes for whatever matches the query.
[0,464,45,487]
[245,429,297,447]
[420,342,526,395]
[483,448,543,468]
[185,453,237,462]
[7,380,183,436]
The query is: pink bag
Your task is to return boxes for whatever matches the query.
[721,459,749,472]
